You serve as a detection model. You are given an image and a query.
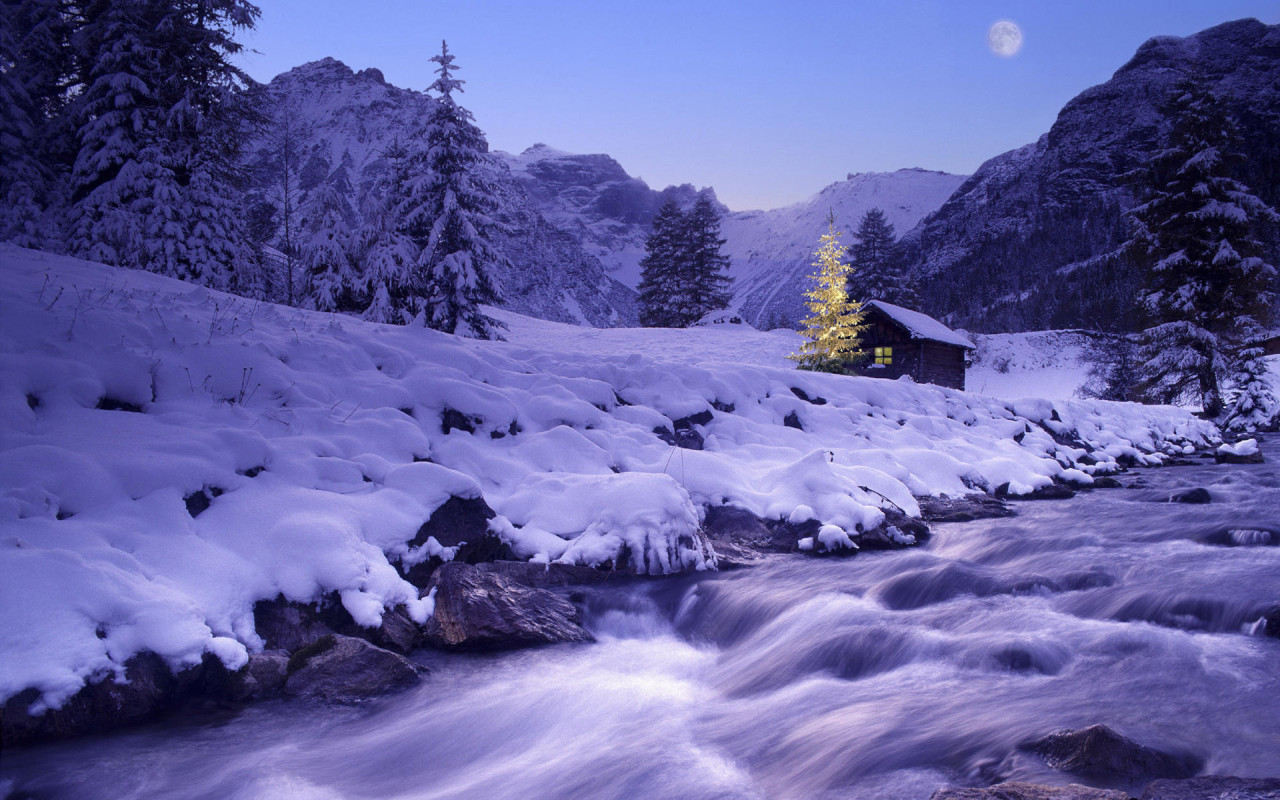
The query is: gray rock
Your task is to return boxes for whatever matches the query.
[254,595,421,655]
[1216,450,1265,465]
[283,634,426,702]
[702,505,793,563]
[930,783,1129,800]
[1028,724,1201,787]
[1168,488,1212,504]
[1139,776,1280,799]
[423,562,593,650]
[997,482,1076,501]
[919,494,1016,523]
[231,651,289,700]
[858,508,931,550]
[477,560,613,589]
[253,596,339,652]
[0,652,177,746]
[401,495,509,587]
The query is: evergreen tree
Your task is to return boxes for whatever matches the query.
[357,137,415,323]
[1130,79,1279,416]
[0,0,70,249]
[301,176,357,312]
[789,218,867,372]
[1222,343,1277,433]
[637,199,688,327]
[394,41,506,339]
[1079,332,1142,402]
[65,0,260,287]
[681,194,733,323]
[847,207,917,308]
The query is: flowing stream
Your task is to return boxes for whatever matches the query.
[4,440,1280,799]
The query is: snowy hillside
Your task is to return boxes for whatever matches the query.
[720,169,967,328]
[0,245,1219,709]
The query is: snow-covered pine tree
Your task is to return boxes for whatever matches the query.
[301,167,358,313]
[637,198,688,327]
[1222,336,1278,433]
[1130,78,1279,416]
[847,207,918,308]
[395,41,506,339]
[0,0,70,249]
[789,218,867,372]
[65,0,260,287]
[1079,332,1142,402]
[681,194,733,323]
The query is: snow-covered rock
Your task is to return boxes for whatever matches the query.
[0,245,1219,711]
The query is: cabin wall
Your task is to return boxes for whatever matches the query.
[851,313,968,389]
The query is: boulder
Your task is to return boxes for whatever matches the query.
[230,651,289,700]
[1216,439,1264,465]
[1,652,177,745]
[423,562,593,650]
[401,495,509,586]
[930,783,1128,800]
[1262,606,1280,639]
[253,595,421,655]
[1168,488,1211,504]
[701,505,790,564]
[996,482,1076,500]
[477,560,613,589]
[1027,724,1201,787]
[919,494,1016,523]
[1138,776,1280,799]
[858,508,930,550]
[283,634,426,702]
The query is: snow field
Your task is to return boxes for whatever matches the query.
[0,245,1219,709]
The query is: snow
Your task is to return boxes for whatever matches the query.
[867,300,975,350]
[1218,438,1259,457]
[0,244,1220,710]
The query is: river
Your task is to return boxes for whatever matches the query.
[4,439,1279,799]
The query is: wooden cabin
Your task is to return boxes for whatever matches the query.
[850,300,975,390]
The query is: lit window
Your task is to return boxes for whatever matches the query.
[875,347,892,365]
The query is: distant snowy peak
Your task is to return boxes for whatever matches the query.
[501,145,965,325]
[721,168,967,328]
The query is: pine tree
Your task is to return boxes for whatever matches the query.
[0,0,70,249]
[65,0,260,286]
[1222,339,1277,433]
[301,177,356,312]
[1130,79,1279,416]
[681,194,733,323]
[356,137,415,323]
[637,198,689,327]
[789,218,867,372]
[847,207,917,308]
[395,41,506,338]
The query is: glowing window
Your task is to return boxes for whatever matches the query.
[874,347,892,365]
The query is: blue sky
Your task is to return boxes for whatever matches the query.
[235,1,1279,211]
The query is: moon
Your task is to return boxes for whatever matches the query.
[987,20,1023,57]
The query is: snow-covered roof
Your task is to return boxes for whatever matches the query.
[867,300,975,349]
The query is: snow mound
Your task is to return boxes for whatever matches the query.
[0,245,1219,708]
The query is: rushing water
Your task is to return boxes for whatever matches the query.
[5,441,1280,800]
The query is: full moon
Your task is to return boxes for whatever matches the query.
[987,20,1023,57]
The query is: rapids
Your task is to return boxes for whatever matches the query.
[4,441,1279,799]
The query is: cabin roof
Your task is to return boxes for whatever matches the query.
[866,300,975,350]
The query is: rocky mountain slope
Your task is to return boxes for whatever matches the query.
[902,18,1280,333]
[500,145,964,328]
[243,59,639,327]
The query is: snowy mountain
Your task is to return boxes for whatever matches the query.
[0,244,1219,713]
[499,144,964,328]
[719,169,967,328]
[902,18,1280,333]
[244,58,639,327]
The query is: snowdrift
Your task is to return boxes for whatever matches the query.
[0,245,1219,708]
